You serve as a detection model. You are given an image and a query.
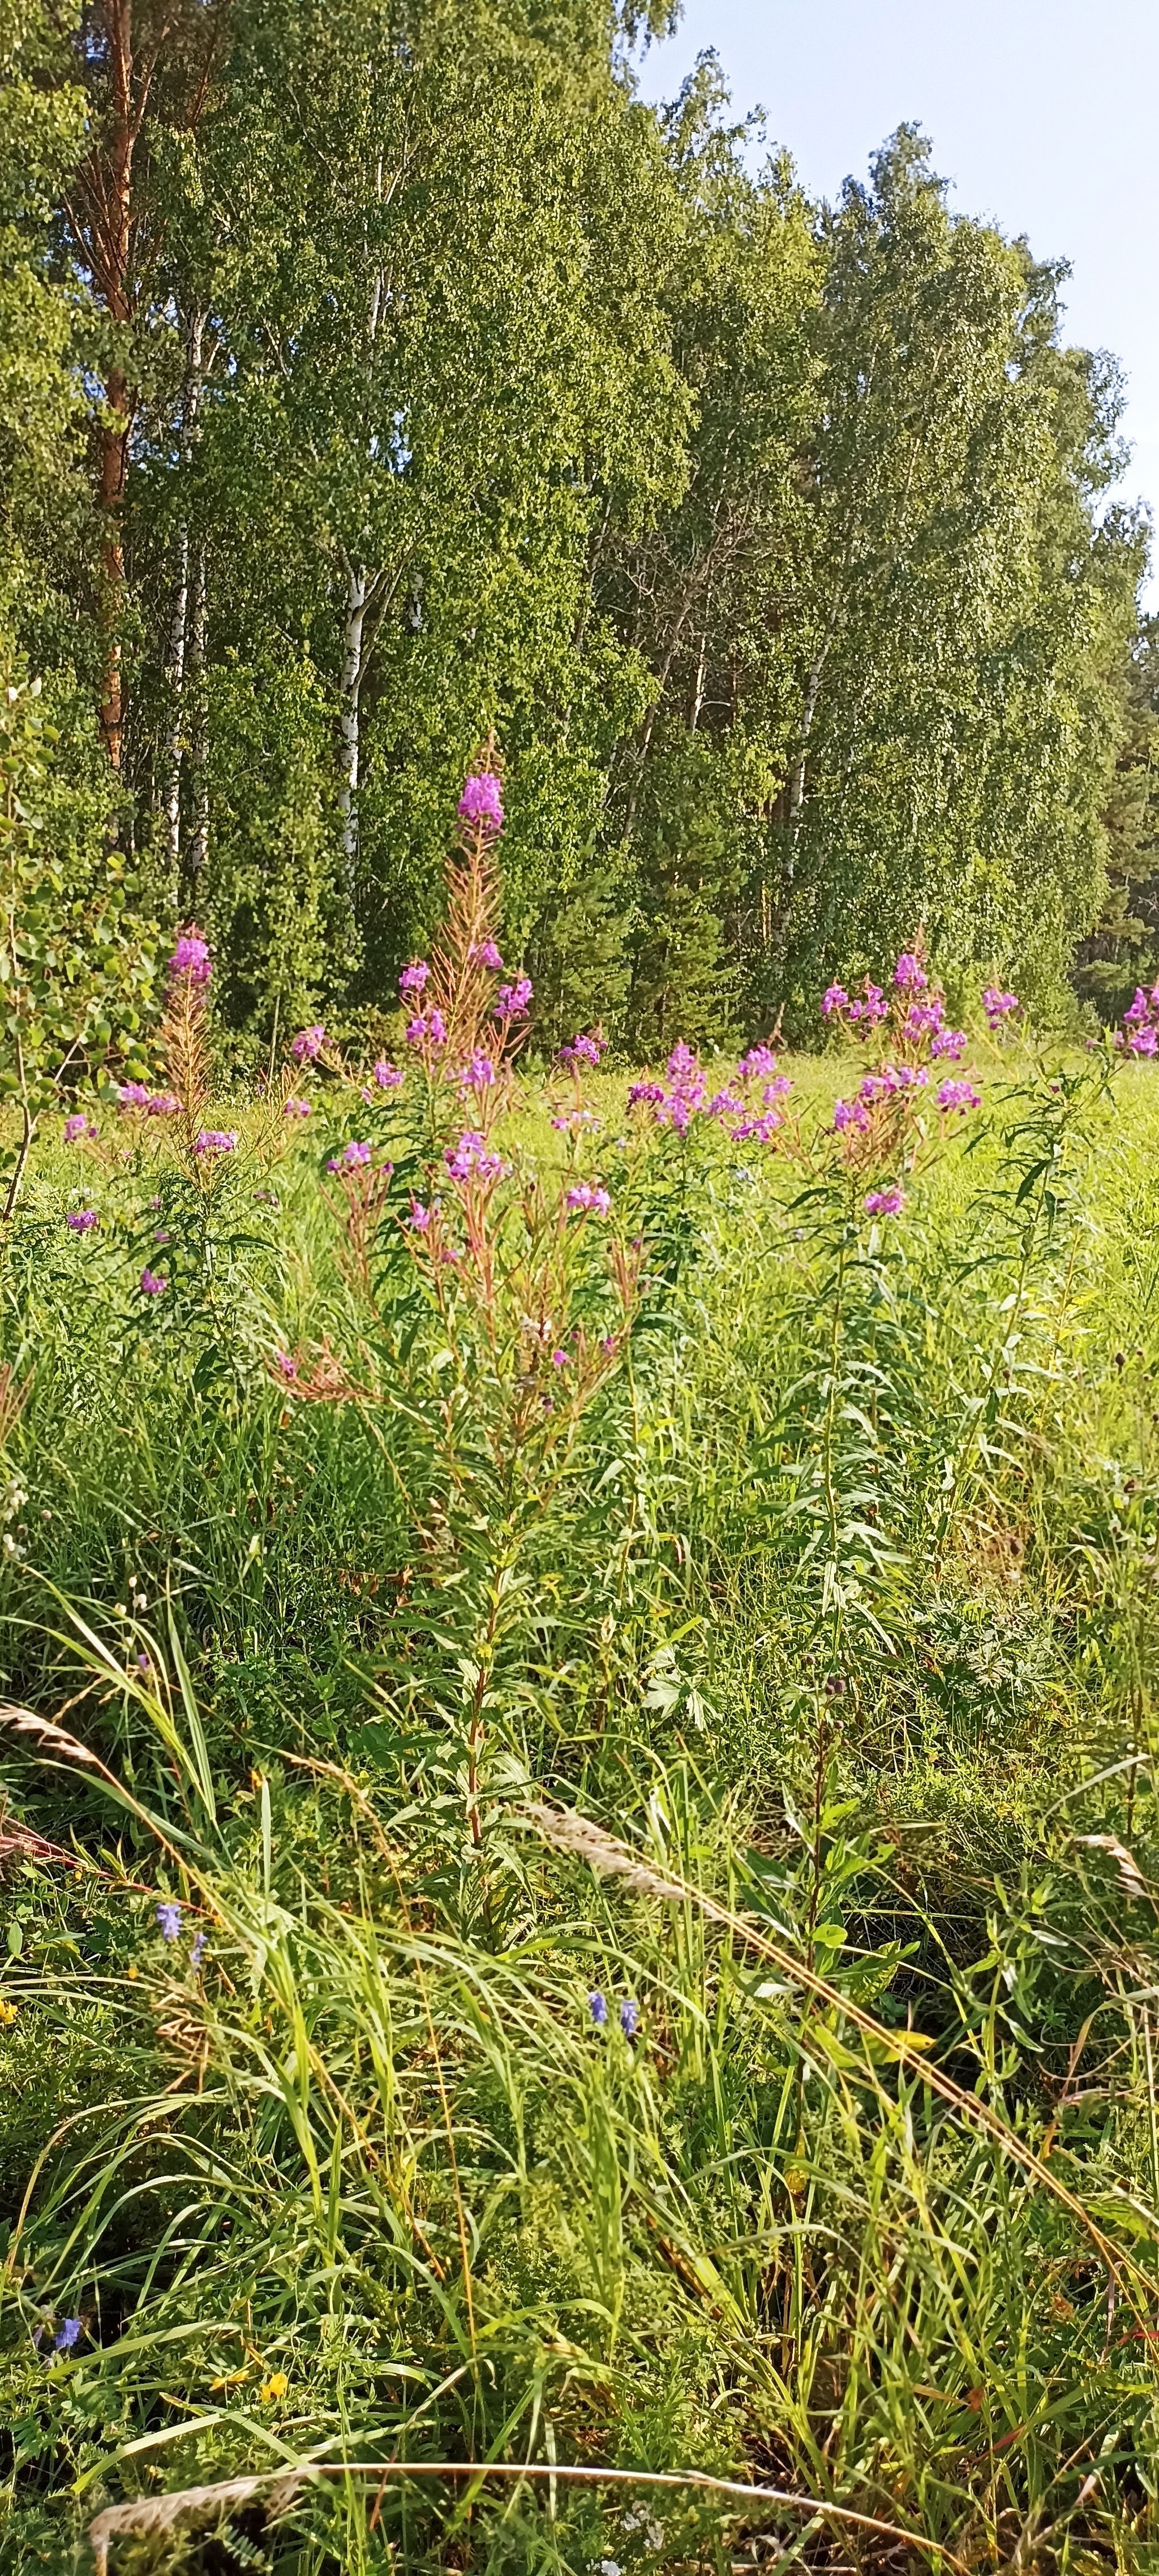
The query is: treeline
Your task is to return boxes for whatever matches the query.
[0,0,1151,1050]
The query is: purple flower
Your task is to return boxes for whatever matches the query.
[147,1091,180,1117]
[194,1129,237,1156]
[982,985,1020,1027]
[63,1111,93,1143]
[626,1080,665,1109]
[833,1098,870,1133]
[407,1198,433,1231]
[283,1095,311,1119]
[457,771,504,832]
[903,1001,943,1041]
[494,976,532,1023]
[551,1347,570,1367]
[929,1027,967,1060]
[399,960,430,997]
[894,952,927,993]
[738,1043,779,1081]
[1130,1025,1159,1056]
[620,1998,639,2040]
[864,1186,905,1216]
[406,1008,447,1049]
[327,1138,372,1173]
[118,1080,152,1112]
[588,1990,608,2026]
[445,1130,503,1184]
[373,1059,403,1090]
[458,1051,496,1091]
[66,1209,98,1233]
[707,1089,744,1120]
[565,1182,611,1215]
[290,1025,325,1063]
[136,1651,152,1674]
[821,984,849,1017]
[559,1031,605,1068]
[846,983,888,1027]
[169,931,211,986]
[156,1901,182,1941]
[470,938,505,971]
[53,2317,81,2353]
[274,1352,298,1379]
[937,1078,981,1113]
[190,1931,207,1969]
[139,1268,167,1296]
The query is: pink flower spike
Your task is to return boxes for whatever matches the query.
[275,1352,298,1379]
[1129,1025,1159,1056]
[457,772,504,832]
[551,1348,569,1368]
[494,976,532,1023]
[894,952,928,993]
[565,1182,611,1215]
[194,1129,238,1156]
[471,938,504,971]
[936,1078,982,1113]
[821,985,848,1017]
[327,1138,372,1172]
[398,960,430,997]
[284,1096,311,1119]
[407,1198,432,1231]
[290,1025,325,1063]
[139,1267,166,1296]
[373,1059,403,1090]
[169,929,211,985]
[66,1209,98,1232]
[63,1111,93,1143]
[864,1186,905,1217]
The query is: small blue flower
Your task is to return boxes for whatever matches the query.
[587,1990,608,2027]
[155,1902,182,1942]
[190,1932,207,1969]
[54,2317,80,2352]
[620,1999,639,2040]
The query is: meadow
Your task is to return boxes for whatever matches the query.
[5,812,1159,2575]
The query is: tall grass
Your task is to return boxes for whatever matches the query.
[4,891,1159,2571]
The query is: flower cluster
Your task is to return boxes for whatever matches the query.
[399,961,429,997]
[1123,984,1159,1055]
[457,1050,496,1093]
[283,1095,311,1119]
[406,1005,447,1050]
[588,1990,639,2039]
[169,930,211,987]
[495,976,532,1024]
[565,1182,611,1216]
[864,1186,905,1218]
[445,1130,504,1184]
[63,1111,97,1143]
[470,937,504,971]
[327,1138,372,1173]
[118,1082,179,1116]
[290,1025,326,1063]
[822,977,887,1027]
[982,984,1021,1032]
[457,771,504,833]
[139,1267,166,1297]
[372,1059,403,1090]
[193,1128,237,1157]
[559,1030,606,1070]
[628,1038,791,1146]
[65,1208,99,1233]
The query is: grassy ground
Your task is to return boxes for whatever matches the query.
[3,1015,1159,2576]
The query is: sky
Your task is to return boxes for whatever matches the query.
[635,0,1159,603]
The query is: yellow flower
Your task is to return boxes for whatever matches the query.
[259,2371,288,2402]
[126,1964,139,1980]
[783,2167,808,2199]
[0,1998,16,2024]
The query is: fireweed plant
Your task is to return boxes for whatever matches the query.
[7,814,1159,2572]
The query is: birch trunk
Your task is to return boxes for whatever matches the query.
[161,311,205,903]
[186,542,209,891]
[337,560,368,884]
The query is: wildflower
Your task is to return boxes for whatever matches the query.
[190,1931,207,1969]
[620,1998,639,2039]
[155,1901,182,1941]
[458,1050,496,1091]
[626,1080,665,1109]
[53,2317,81,2353]
[864,1186,905,1216]
[982,984,1020,1027]
[407,1198,433,1231]
[707,1089,743,1120]
[283,1095,311,1119]
[194,1129,238,1156]
[903,1000,943,1042]
[833,1098,870,1133]
[495,975,532,1022]
[0,1998,16,2023]
[551,1347,570,1367]
[136,1651,152,1673]
[470,937,505,971]
[274,1353,298,1380]
[559,1031,605,1068]
[656,1040,707,1132]
[399,961,430,996]
[139,1268,167,1296]
[445,1130,503,1184]
[63,1111,94,1143]
[145,1091,179,1116]
[405,1007,447,1048]
[457,771,504,832]
[65,1209,98,1233]
[565,1182,611,1215]
[327,1138,372,1172]
[259,2371,289,2402]
[894,951,927,992]
[372,1059,403,1089]
[731,1109,784,1144]
[929,1027,967,1060]
[937,1077,981,1113]
[737,1042,779,1081]
[170,930,211,984]
[1130,1025,1159,1056]
[118,1080,152,1112]
[290,1025,326,1063]
[821,983,849,1016]
[587,1990,608,2026]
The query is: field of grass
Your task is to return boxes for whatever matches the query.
[5,909,1159,2574]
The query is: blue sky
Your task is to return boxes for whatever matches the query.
[636,0,1158,603]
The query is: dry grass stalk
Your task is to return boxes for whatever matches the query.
[89,2472,303,2575]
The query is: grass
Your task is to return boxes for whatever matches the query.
[3,990,1159,2576]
